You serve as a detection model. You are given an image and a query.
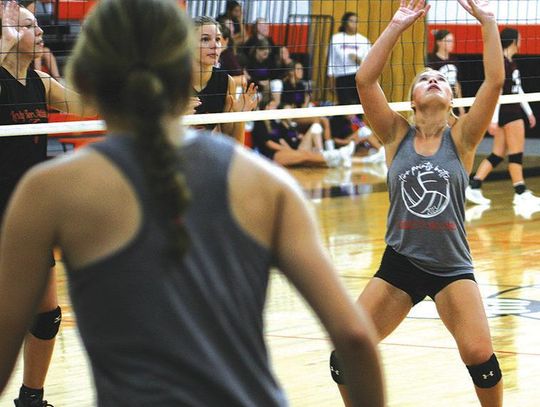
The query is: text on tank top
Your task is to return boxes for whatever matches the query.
[0,67,48,180]
[385,126,473,276]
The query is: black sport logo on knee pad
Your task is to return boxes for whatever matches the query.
[466,354,502,388]
[330,350,346,385]
[30,306,62,340]
[508,152,523,165]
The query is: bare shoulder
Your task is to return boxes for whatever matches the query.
[228,145,305,249]
[231,144,302,196]
[20,148,115,206]
[34,69,52,80]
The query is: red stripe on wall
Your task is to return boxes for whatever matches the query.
[428,24,540,54]
[58,1,186,21]
[269,24,309,54]
[58,1,97,20]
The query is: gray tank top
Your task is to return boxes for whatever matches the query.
[65,131,288,406]
[385,126,473,276]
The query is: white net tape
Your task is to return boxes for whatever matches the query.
[0,92,539,137]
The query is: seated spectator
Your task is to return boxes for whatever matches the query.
[330,115,385,163]
[217,0,244,44]
[252,100,354,167]
[245,38,282,104]
[218,24,245,89]
[281,61,333,146]
[242,17,291,73]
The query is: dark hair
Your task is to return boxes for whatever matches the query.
[219,24,234,48]
[338,12,357,33]
[66,0,193,260]
[216,14,232,26]
[225,0,241,14]
[248,37,270,62]
[500,27,519,50]
[432,29,451,53]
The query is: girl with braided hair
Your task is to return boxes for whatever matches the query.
[0,1,384,405]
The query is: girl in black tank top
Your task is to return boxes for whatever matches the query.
[0,3,96,406]
[192,16,257,143]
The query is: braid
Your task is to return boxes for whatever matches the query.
[123,69,191,260]
[66,0,196,262]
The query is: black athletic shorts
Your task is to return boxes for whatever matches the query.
[335,74,360,106]
[498,104,523,127]
[374,246,476,305]
[0,181,56,268]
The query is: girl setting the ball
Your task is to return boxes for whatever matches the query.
[329,1,505,406]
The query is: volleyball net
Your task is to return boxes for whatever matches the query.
[0,0,539,139]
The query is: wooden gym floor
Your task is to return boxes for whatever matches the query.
[1,156,540,406]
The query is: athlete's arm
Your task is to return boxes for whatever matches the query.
[37,70,98,117]
[454,0,503,152]
[355,1,428,146]
[0,166,58,391]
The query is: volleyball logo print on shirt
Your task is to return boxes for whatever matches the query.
[399,162,450,218]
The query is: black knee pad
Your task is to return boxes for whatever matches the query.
[508,152,523,165]
[30,306,62,340]
[466,354,502,388]
[330,350,346,385]
[486,153,504,168]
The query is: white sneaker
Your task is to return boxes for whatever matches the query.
[359,147,385,163]
[513,190,540,206]
[324,139,335,151]
[465,186,491,205]
[322,149,341,168]
[338,141,355,168]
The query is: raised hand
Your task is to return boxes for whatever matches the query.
[185,97,201,115]
[233,82,258,112]
[391,0,430,31]
[457,0,495,24]
[1,1,21,51]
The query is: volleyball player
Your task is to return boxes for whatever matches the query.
[0,2,93,405]
[466,27,540,207]
[426,29,466,118]
[192,16,257,144]
[330,1,504,406]
[0,0,384,405]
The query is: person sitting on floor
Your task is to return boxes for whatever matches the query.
[252,100,354,168]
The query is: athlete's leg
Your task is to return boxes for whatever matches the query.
[473,125,506,182]
[435,280,502,407]
[336,277,412,407]
[504,119,525,184]
[23,268,58,388]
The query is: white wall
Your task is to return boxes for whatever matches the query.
[244,1,310,24]
[185,0,310,22]
[428,0,540,24]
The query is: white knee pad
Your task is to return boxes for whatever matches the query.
[309,122,323,135]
